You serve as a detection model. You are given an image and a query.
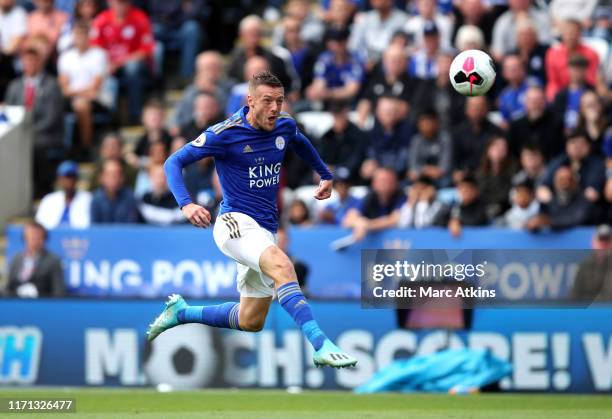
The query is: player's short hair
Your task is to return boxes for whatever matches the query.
[249,71,283,93]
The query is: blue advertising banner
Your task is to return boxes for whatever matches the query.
[5,226,595,298]
[0,299,610,393]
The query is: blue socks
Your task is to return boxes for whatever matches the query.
[174,282,327,351]
[277,282,327,351]
[178,302,241,330]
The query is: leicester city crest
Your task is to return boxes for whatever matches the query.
[275,136,285,150]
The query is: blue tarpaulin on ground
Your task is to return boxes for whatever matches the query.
[354,349,512,394]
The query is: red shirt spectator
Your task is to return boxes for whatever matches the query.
[91,2,154,70]
[545,20,599,101]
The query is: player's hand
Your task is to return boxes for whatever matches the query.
[181,203,211,228]
[314,179,333,200]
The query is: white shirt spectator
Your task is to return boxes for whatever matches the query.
[550,0,598,23]
[349,9,408,63]
[398,200,446,228]
[58,46,109,105]
[35,190,92,229]
[404,14,454,50]
[503,200,540,229]
[491,6,552,58]
[0,4,27,52]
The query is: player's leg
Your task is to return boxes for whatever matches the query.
[259,245,357,368]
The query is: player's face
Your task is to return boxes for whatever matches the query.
[248,85,284,131]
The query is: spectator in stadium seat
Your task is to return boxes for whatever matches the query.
[502,178,540,229]
[27,0,69,50]
[306,27,363,106]
[411,50,465,131]
[538,131,606,205]
[498,54,539,126]
[552,54,595,133]
[348,0,406,65]
[91,158,140,223]
[357,44,412,127]
[35,161,92,229]
[360,96,413,181]
[88,132,137,190]
[273,0,325,48]
[323,0,355,32]
[454,24,485,52]
[287,199,313,226]
[91,0,154,123]
[545,19,599,101]
[134,140,168,198]
[490,0,552,61]
[57,0,103,53]
[279,15,318,98]
[7,221,65,298]
[227,15,297,94]
[317,101,365,183]
[397,175,449,229]
[343,167,406,241]
[225,56,270,117]
[528,165,594,230]
[508,86,564,160]
[58,21,109,158]
[511,143,547,186]
[571,224,612,303]
[139,164,184,226]
[0,0,27,97]
[130,100,172,160]
[169,51,230,135]
[405,0,453,51]
[447,175,489,237]
[150,0,207,80]
[180,91,223,142]
[408,108,452,187]
[511,17,549,85]
[408,21,440,81]
[451,0,495,46]
[587,6,612,42]
[452,96,503,183]
[318,167,361,225]
[478,136,519,219]
[5,47,64,199]
[577,91,609,152]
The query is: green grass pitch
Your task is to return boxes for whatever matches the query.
[1,388,611,418]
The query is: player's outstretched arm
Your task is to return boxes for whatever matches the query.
[164,139,216,228]
[290,131,334,199]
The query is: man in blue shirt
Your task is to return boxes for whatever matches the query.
[148,71,357,369]
[306,27,363,105]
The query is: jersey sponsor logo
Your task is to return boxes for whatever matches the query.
[243,145,253,153]
[248,162,282,189]
[191,133,206,147]
[275,136,285,150]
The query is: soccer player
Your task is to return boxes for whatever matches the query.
[147,71,357,368]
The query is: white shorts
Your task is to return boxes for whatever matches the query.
[213,212,277,298]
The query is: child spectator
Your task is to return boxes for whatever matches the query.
[408,108,452,187]
[448,175,489,237]
[502,179,540,229]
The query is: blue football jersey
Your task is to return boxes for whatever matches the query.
[165,106,333,233]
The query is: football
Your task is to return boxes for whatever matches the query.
[449,49,496,96]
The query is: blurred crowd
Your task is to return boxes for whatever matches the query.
[1,0,612,241]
